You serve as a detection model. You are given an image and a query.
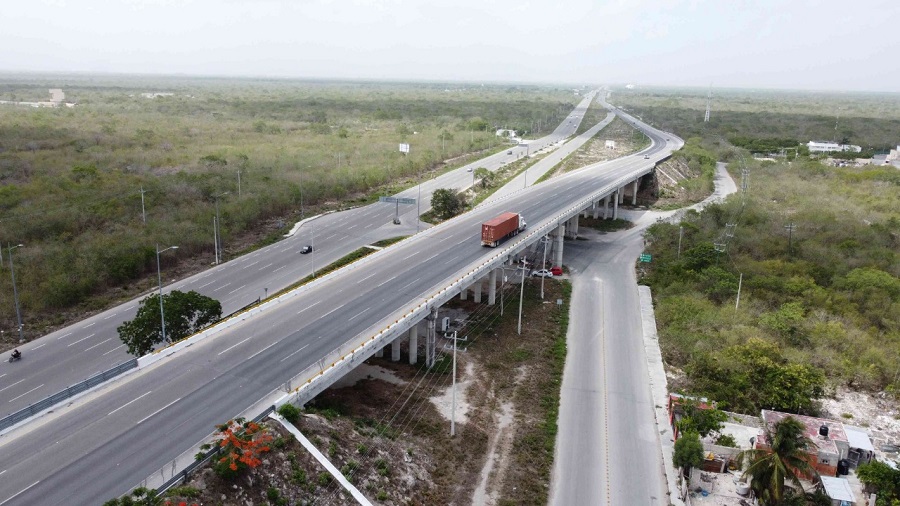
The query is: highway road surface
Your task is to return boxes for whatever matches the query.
[0,107,681,504]
[0,92,599,415]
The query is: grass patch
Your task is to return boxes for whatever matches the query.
[371,236,409,248]
[268,246,376,300]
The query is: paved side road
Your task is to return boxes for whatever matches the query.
[550,225,668,506]
[550,161,737,505]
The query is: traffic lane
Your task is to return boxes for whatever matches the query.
[0,204,401,411]
[550,268,607,506]
[604,269,666,505]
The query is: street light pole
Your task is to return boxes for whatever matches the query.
[214,191,230,264]
[311,225,316,277]
[156,244,179,344]
[8,243,24,343]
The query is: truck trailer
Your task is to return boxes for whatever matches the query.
[481,212,526,247]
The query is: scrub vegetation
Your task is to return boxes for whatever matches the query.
[611,86,900,151]
[0,74,576,347]
[642,158,899,414]
[620,86,900,415]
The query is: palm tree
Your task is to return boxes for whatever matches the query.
[740,416,818,505]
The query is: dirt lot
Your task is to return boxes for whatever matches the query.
[164,279,570,506]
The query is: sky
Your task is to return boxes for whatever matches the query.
[1,0,898,92]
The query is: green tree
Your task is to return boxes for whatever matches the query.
[857,460,900,505]
[118,290,222,356]
[673,431,704,477]
[740,416,817,505]
[760,302,807,345]
[474,167,495,189]
[676,400,728,438]
[431,188,466,220]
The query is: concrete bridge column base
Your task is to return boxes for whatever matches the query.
[613,190,620,220]
[408,326,418,365]
[460,287,467,300]
[473,279,483,303]
[553,223,565,267]
[391,337,401,362]
[604,195,610,220]
[632,178,639,205]
[488,269,497,305]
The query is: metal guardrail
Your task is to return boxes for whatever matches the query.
[0,358,138,432]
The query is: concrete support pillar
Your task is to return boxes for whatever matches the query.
[632,178,639,205]
[554,223,565,267]
[408,326,418,365]
[460,286,467,300]
[391,337,401,362]
[426,315,435,368]
[488,269,497,305]
[375,346,384,358]
[571,214,579,238]
[618,186,625,204]
[473,278,483,303]
[592,200,600,219]
[613,190,619,220]
[604,195,610,220]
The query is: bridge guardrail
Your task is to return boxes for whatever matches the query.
[0,358,138,432]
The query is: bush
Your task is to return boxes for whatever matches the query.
[277,403,301,424]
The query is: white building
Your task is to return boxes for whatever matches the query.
[807,141,862,153]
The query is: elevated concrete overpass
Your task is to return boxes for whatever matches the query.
[0,102,682,505]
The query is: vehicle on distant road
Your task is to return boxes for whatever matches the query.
[550,266,563,276]
[507,150,513,155]
[481,212,526,247]
[466,167,473,172]
[532,269,553,278]
[644,154,650,159]
[300,245,313,254]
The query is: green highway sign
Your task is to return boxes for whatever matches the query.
[379,196,416,205]
[639,253,652,263]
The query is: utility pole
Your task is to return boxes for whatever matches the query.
[139,186,147,224]
[704,85,711,123]
[540,236,549,299]
[677,226,684,258]
[156,244,179,344]
[214,191,230,264]
[444,331,468,437]
[784,222,795,255]
[213,216,218,265]
[735,272,743,311]
[237,170,242,198]
[517,257,526,335]
[8,243,24,343]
